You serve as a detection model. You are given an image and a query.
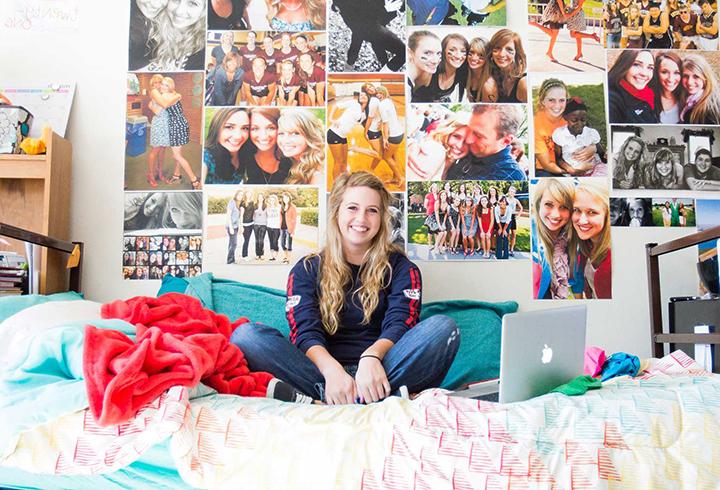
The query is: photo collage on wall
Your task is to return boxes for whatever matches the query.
[122,0,718,302]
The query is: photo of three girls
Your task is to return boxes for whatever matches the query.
[202,187,319,267]
[407,27,527,103]
[406,180,530,261]
[203,106,325,186]
[608,49,720,125]
[205,31,326,107]
[326,75,406,192]
[531,177,612,300]
[126,73,204,191]
[532,75,608,178]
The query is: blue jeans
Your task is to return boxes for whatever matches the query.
[226,226,238,264]
[230,315,460,401]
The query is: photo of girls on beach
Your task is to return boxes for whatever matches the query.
[527,0,604,71]
[531,177,612,300]
[327,0,406,72]
[407,27,527,103]
[123,234,202,280]
[407,0,507,26]
[406,103,529,181]
[203,186,319,268]
[603,0,718,50]
[607,49,720,124]
[407,180,530,261]
[611,124,720,191]
[203,107,325,185]
[531,74,608,178]
[129,0,207,71]
[207,0,326,31]
[205,31,326,107]
[126,72,204,191]
[326,74,406,192]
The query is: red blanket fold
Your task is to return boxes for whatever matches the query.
[84,293,273,426]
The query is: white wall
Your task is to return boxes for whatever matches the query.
[0,1,707,359]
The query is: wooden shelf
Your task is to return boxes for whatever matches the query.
[0,127,72,293]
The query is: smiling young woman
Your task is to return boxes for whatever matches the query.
[231,172,460,404]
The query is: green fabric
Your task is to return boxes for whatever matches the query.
[421,299,517,390]
[0,292,84,323]
[165,274,513,390]
[551,375,602,396]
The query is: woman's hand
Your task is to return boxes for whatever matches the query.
[355,357,391,404]
[407,139,446,181]
[324,366,357,405]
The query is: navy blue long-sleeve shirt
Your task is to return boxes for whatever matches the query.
[286,253,422,365]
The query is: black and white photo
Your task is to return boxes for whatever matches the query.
[124,191,203,233]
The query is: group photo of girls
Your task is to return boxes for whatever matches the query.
[407,0,506,26]
[406,180,530,261]
[203,186,319,267]
[126,72,204,191]
[608,49,720,124]
[327,0,406,72]
[129,0,207,71]
[610,124,720,190]
[122,234,203,280]
[205,31,326,107]
[527,0,604,71]
[407,27,528,103]
[326,74,406,192]
[531,74,608,178]
[208,0,327,31]
[603,0,718,50]
[531,177,612,300]
[406,103,529,181]
[203,107,325,185]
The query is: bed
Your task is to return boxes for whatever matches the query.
[2,224,720,489]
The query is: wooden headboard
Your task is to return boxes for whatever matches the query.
[0,222,83,293]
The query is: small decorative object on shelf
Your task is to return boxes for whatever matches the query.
[0,104,33,154]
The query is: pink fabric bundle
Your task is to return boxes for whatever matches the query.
[584,346,606,378]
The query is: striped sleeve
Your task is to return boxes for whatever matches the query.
[379,256,422,344]
[286,257,327,352]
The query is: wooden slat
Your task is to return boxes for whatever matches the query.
[0,160,46,179]
[0,222,76,253]
[655,334,720,345]
[649,226,720,257]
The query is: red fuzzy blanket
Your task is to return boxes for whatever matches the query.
[84,293,273,426]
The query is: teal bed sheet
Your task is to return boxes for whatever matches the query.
[0,439,191,490]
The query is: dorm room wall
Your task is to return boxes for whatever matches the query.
[0,1,702,358]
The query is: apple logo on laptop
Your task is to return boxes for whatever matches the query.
[541,344,553,364]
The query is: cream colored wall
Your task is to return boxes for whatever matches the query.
[0,1,705,359]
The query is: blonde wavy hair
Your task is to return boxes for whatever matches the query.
[279,109,324,184]
[532,178,577,272]
[681,54,720,125]
[573,180,611,266]
[147,9,205,69]
[309,171,401,335]
[266,0,326,29]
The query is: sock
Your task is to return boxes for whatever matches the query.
[266,378,314,404]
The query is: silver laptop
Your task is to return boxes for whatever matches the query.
[451,305,587,403]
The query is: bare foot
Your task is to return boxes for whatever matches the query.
[546,51,558,62]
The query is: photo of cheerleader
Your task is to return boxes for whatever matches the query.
[407,0,507,26]
[328,0,406,72]
[527,0,604,72]
[204,31,326,107]
[126,73,203,192]
[327,74,406,192]
[406,180,530,261]
[203,186,319,268]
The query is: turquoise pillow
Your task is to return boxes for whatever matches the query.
[158,274,189,295]
[421,299,518,390]
[0,292,84,323]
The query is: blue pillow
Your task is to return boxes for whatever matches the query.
[158,274,189,295]
[0,292,84,323]
[421,299,518,390]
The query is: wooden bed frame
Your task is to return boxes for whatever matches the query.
[646,225,720,359]
[0,222,83,294]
